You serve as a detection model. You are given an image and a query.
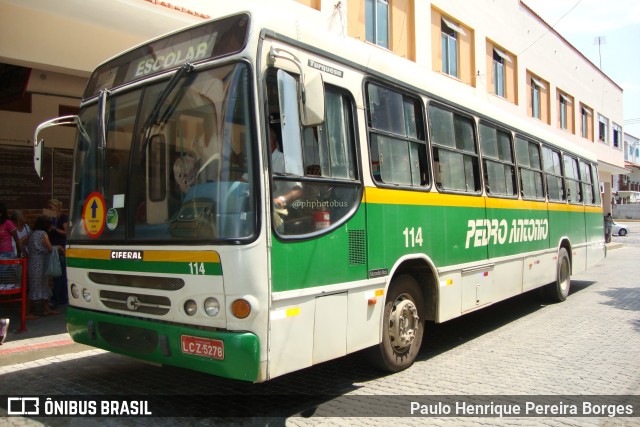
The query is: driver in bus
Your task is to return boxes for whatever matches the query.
[173,151,200,195]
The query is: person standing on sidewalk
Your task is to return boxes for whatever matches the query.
[27,215,59,317]
[10,210,30,256]
[0,202,24,262]
[46,199,68,308]
[604,213,613,243]
[1,203,25,340]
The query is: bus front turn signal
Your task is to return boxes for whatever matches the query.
[231,299,251,319]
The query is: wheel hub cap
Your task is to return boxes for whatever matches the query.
[389,297,419,352]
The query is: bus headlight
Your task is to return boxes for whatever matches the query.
[82,288,92,302]
[204,297,220,317]
[184,299,197,316]
[70,283,80,299]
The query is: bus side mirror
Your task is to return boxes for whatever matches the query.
[34,139,44,179]
[300,70,324,127]
[33,115,82,179]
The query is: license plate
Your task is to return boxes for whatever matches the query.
[180,335,224,360]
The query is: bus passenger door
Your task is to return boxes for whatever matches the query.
[264,60,366,377]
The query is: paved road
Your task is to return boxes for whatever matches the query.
[1,224,639,426]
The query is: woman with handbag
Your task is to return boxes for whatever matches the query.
[26,216,60,317]
[46,199,68,308]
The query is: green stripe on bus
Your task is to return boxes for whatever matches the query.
[67,257,222,276]
[271,201,603,292]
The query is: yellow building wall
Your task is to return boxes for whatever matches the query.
[458,22,475,87]
[346,0,415,61]
[431,9,442,73]
[390,0,415,60]
[295,0,321,11]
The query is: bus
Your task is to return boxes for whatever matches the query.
[33,1,605,382]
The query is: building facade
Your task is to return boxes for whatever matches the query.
[618,132,640,205]
[0,0,626,216]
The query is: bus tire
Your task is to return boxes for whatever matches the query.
[545,247,571,302]
[367,274,424,373]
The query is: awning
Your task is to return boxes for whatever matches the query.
[598,160,630,175]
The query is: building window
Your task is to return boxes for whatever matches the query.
[598,114,609,143]
[581,104,593,140]
[487,42,516,103]
[612,123,622,149]
[531,77,544,120]
[559,93,572,130]
[492,48,507,97]
[441,17,464,78]
[365,0,389,49]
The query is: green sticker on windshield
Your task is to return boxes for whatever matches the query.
[106,208,119,231]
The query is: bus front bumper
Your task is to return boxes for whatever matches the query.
[67,306,260,382]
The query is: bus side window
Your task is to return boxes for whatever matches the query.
[515,136,545,200]
[479,122,516,197]
[542,145,566,202]
[266,67,360,236]
[563,154,582,204]
[366,82,428,187]
[580,160,595,205]
[428,103,480,193]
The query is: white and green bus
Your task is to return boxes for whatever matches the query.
[34,2,605,382]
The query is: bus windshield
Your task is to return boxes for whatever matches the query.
[69,62,256,243]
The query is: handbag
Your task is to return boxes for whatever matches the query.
[46,249,62,278]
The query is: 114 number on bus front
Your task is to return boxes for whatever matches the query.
[188,262,206,275]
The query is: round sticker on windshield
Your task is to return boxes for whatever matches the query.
[106,208,119,231]
[82,192,106,238]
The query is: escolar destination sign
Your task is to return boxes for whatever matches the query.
[83,13,249,98]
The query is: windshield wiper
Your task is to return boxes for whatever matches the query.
[139,63,195,157]
[141,63,195,132]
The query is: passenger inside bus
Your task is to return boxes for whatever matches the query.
[270,126,302,209]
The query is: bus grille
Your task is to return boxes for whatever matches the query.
[89,272,184,291]
[349,229,366,265]
[99,290,171,315]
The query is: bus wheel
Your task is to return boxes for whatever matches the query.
[545,247,571,302]
[368,274,424,373]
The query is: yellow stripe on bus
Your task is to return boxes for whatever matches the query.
[365,187,485,208]
[365,187,603,213]
[66,248,220,263]
[66,249,111,260]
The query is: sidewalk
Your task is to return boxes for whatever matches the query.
[606,241,624,251]
[0,302,72,360]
